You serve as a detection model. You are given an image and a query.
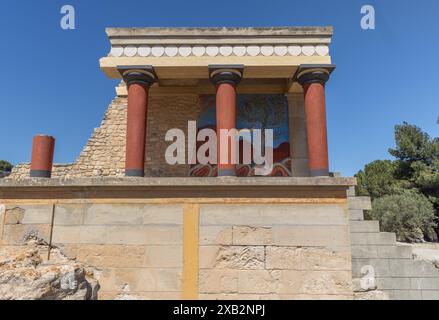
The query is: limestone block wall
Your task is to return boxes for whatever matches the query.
[0,203,184,300]
[0,198,353,300]
[197,204,353,299]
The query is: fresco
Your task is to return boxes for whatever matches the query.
[189,94,292,177]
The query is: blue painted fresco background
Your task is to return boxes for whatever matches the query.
[198,94,290,148]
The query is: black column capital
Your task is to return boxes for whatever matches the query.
[295,64,336,86]
[118,65,157,87]
[209,65,244,86]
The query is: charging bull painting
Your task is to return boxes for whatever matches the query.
[190,94,292,177]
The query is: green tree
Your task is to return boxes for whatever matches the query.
[371,190,436,242]
[356,120,439,242]
[0,160,12,172]
[355,160,406,199]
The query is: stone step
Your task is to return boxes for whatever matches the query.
[351,245,413,259]
[348,197,372,210]
[382,289,422,300]
[355,277,439,291]
[388,259,439,278]
[347,186,356,197]
[349,209,364,221]
[351,232,396,245]
[352,257,439,278]
[383,289,439,300]
[352,258,394,277]
[411,278,439,290]
[350,220,380,233]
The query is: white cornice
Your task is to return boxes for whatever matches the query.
[105,26,333,58]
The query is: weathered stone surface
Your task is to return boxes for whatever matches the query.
[280,294,353,300]
[83,204,143,225]
[52,225,182,245]
[348,197,372,210]
[4,207,25,225]
[99,268,181,292]
[110,291,181,300]
[200,246,265,270]
[412,244,439,269]
[54,204,86,226]
[279,270,352,295]
[199,293,279,300]
[232,226,272,245]
[200,204,346,226]
[354,290,389,300]
[0,239,99,300]
[199,226,232,245]
[266,247,350,271]
[273,226,349,247]
[1,224,51,245]
[199,269,239,294]
[238,270,281,294]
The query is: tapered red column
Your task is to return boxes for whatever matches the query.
[30,135,55,178]
[296,65,335,177]
[209,65,243,177]
[118,66,156,177]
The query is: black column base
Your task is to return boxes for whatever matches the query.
[125,169,145,177]
[217,169,236,177]
[310,168,330,177]
[30,170,51,178]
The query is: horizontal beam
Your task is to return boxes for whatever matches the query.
[100,56,332,79]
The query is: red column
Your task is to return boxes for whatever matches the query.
[297,66,334,177]
[125,82,149,177]
[216,82,237,176]
[303,82,329,176]
[30,135,55,178]
[119,67,156,177]
[209,66,243,177]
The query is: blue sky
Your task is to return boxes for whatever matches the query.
[0,0,438,176]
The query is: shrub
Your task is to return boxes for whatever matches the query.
[0,160,12,172]
[371,190,436,242]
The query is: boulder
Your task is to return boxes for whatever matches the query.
[0,238,99,300]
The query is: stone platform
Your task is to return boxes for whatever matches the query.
[0,177,355,300]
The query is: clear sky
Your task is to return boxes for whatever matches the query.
[0,0,438,176]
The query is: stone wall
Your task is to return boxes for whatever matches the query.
[10,93,203,179]
[0,203,184,300]
[0,196,353,300]
[198,204,353,299]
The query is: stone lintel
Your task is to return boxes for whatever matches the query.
[100,26,333,81]
[0,177,356,201]
[106,26,333,36]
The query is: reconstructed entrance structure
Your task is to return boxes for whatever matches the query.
[2,27,439,300]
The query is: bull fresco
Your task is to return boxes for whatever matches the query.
[190,94,292,177]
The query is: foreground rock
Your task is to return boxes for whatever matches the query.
[0,239,99,300]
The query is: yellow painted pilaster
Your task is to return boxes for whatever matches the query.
[182,203,199,300]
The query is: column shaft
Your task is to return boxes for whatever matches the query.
[216,82,237,176]
[30,135,55,178]
[118,66,156,177]
[296,65,334,177]
[125,83,149,177]
[209,65,243,177]
[303,82,329,176]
